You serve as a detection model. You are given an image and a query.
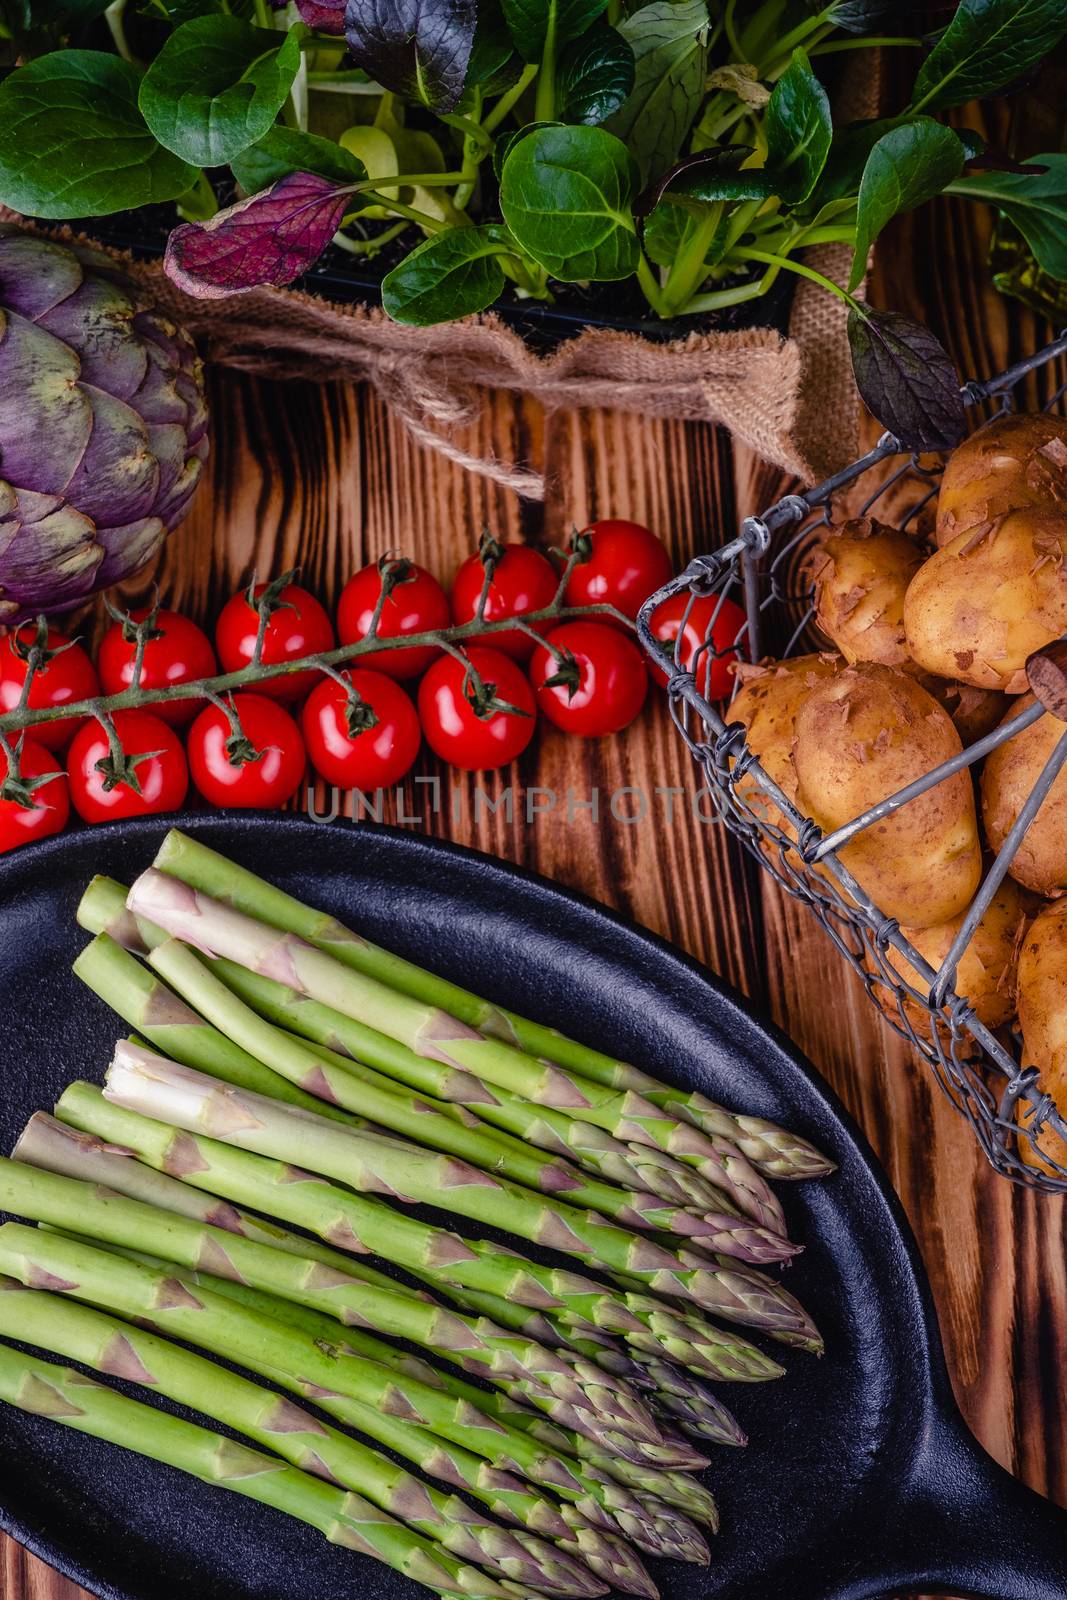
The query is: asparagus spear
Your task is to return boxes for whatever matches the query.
[14,1111,412,1296]
[0,1156,667,1462]
[85,1231,716,1536]
[144,934,785,1260]
[127,867,785,1233]
[79,1235,647,1596]
[96,1252,660,1600]
[73,933,357,1129]
[60,1078,813,1350]
[1,1224,707,1568]
[150,831,834,1179]
[0,1279,598,1598]
[416,1273,784,1387]
[0,1337,504,1599]
[56,1083,649,1335]
[76,884,715,1213]
[22,1111,728,1493]
[105,1041,806,1321]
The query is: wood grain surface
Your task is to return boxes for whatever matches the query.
[4,110,1066,1600]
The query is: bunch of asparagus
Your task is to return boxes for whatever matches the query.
[0,829,834,1600]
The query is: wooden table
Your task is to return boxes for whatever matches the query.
[5,173,1065,1600]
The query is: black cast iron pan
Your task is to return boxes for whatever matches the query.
[0,813,1064,1600]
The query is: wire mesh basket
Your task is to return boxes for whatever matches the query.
[636,330,1067,1193]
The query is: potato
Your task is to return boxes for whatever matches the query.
[936,411,1067,547]
[980,693,1067,894]
[922,678,1009,746]
[1016,897,1067,1174]
[809,517,925,667]
[902,507,1067,692]
[881,878,1029,1032]
[729,654,839,832]
[791,663,982,927]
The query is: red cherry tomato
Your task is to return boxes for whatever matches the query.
[215,582,335,701]
[563,520,673,626]
[0,737,69,853]
[98,607,217,727]
[450,542,558,660]
[529,622,648,737]
[648,592,747,698]
[67,710,188,823]
[0,626,100,752]
[302,670,420,789]
[337,559,450,680]
[418,646,536,772]
[188,692,305,809]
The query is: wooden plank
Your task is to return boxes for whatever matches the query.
[5,149,1066,1600]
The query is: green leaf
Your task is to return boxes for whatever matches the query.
[492,118,563,181]
[911,0,1067,114]
[644,145,775,214]
[764,47,832,205]
[139,15,303,167]
[466,0,520,90]
[558,22,634,123]
[948,154,1067,279]
[231,126,368,193]
[849,118,965,289]
[0,52,196,219]
[501,0,610,61]
[643,196,727,267]
[606,0,708,186]
[382,224,515,323]
[818,0,901,30]
[500,122,639,280]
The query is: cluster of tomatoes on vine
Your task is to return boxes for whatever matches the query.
[0,520,746,853]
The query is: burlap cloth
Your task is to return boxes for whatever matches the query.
[7,65,877,498]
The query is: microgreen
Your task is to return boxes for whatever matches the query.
[0,0,1064,449]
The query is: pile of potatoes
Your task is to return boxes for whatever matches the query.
[730,411,1067,1173]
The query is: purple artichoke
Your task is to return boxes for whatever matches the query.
[0,226,209,624]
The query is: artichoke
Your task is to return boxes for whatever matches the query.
[0,226,209,623]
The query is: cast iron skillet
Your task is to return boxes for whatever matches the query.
[0,814,1064,1600]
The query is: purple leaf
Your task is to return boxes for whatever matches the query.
[344,0,476,113]
[164,171,352,299]
[294,0,345,30]
[847,307,966,453]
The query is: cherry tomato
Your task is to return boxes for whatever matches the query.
[648,592,747,698]
[418,646,536,772]
[450,541,558,661]
[0,625,100,752]
[188,692,305,809]
[0,737,69,853]
[215,582,335,701]
[563,520,674,626]
[529,622,648,737]
[302,670,420,789]
[337,559,450,680]
[98,607,217,727]
[67,710,188,824]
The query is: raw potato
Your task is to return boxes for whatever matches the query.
[791,663,982,928]
[729,653,839,833]
[936,411,1067,547]
[902,507,1067,692]
[881,878,1029,1032]
[980,693,1067,894]
[1017,897,1067,1174]
[923,678,1009,747]
[810,517,925,667]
